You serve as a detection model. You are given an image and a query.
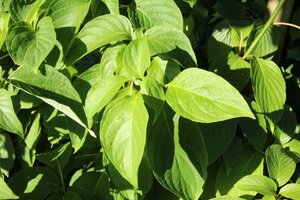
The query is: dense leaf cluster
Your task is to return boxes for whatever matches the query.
[0,0,300,199]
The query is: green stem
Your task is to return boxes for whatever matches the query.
[242,0,286,59]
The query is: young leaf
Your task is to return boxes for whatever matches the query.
[135,0,183,30]
[166,68,254,123]
[6,17,56,71]
[145,26,197,68]
[24,112,41,150]
[250,57,286,124]
[266,144,296,186]
[235,175,277,196]
[0,177,18,199]
[279,183,300,200]
[122,38,150,78]
[66,14,133,65]
[85,76,127,122]
[9,0,45,23]
[0,132,15,177]
[100,93,148,188]
[0,89,23,137]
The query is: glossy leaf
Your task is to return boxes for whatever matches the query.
[85,76,127,122]
[100,94,148,188]
[0,89,23,137]
[66,14,132,65]
[6,17,56,71]
[166,68,254,123]
[0,132,15,177]
[0,177,18,199]
[235,175,277,196]
[145,26,197,68]
[251,57,286,124]
[279,183,300,200]
[266,145,296,186]
[135,0,183,30]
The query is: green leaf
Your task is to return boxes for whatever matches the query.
[8,167,60,200]
[251,57,286,124]
[24,112,41,150]
[223,137,243,175]
[200,119,237,164]
[135,0,183,30]
[247,24,280,59]
[46,0,91,53]
[235,175,277,196]
[283,135,300,159]
[279,183,300,200]
[66,14,133,65]
[145,26,197,68]
[9,0,44,23]
[9,65,89,134]
[266,144,296,186]
[0,12,10,49]
[121,38,150,78]
[102,0,119,14]
[85,76,127,122]
[100,94,148,188]
[146,107,207,200]
[6,17,56,71]
[0,177,18,199]
[166,68,254,123]
[0,132,15,177]
[0,89,23,137]
[36,142,72,171]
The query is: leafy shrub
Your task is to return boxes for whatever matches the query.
[0,0,299,199]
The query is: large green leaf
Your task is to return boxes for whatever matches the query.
[135,0,183,30]
[279,183,300,200]
[85,76,127,122]
[0,89,23,137]
[6,17,56,71]
[121,38,150,78]
[166,68,254,123]
[250,57,286,124]
[66,14,132,65]
[0,132,15,177]
[8,167,60,200]
[145,26,197,68]
[146,108,207,200]
[266,145,296,186]
[0,177,18,199]
[235,175,277,196]
[9,0,44,23]
[9,65,89,134]
[46,0,90,54]
[100,94,148,188]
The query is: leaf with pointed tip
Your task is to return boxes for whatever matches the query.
[0,89,23,137]
[145,26,197,68]
[10,0,45,23]
[66,14,132,65]
[279,183,300,200]
[135,0,183,30]
[235,175,277,196]
[6,17,56,71]
[0,177,18,199]
[166,68,254,123]
[266,145,296,186]
[100,94,148,188]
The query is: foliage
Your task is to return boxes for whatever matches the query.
[0,0,299,199]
